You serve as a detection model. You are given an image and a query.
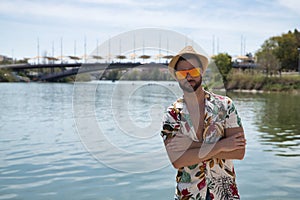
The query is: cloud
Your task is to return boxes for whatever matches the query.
[277,0,300,15]
[0,0,299,58]
[0,0,294,33]
[0,0,175,27]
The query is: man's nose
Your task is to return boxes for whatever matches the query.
[185,73,193,80]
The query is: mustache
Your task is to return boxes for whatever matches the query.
[180,79,195,83]
[187,80,196,84]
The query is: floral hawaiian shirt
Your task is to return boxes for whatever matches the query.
[161,90,242,200]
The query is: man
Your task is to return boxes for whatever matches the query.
[161,46,246,200]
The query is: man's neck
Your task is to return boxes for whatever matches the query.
[183,86,205,105]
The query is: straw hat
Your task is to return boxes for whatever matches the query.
[168,46,209,76]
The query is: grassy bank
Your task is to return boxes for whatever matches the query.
[226,71,300,92]
[0,69,17,82]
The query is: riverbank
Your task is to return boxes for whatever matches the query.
[2,68,300,93]
[226,71,300,92]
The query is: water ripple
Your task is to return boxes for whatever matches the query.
[0,83,299,199]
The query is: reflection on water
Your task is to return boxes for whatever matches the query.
[1,82,300,200]
[230,92,300,157]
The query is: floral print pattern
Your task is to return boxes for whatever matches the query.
[161,90,242,200]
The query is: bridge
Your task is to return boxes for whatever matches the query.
[1,53,258,81]
[0,62,168,81]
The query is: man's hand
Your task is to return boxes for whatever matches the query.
[219,132,246,152]
[215,132,246,160]
[166,132,194,152]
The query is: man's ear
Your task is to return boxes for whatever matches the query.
[169,67,177,80]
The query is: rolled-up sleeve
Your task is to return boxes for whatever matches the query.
[160,105,181,141]
[225,97,242,128]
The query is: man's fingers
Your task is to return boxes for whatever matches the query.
[237,137,246,142]
[237,138,247,146]
[234,132,245,139]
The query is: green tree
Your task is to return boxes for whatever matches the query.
[257,29,300,71]
[256,48,281,77]
[139,70,149,80]
[0,69,16,82]
[126,69,139,80]
[212,53,232,88]
[107,69,120,80]
[150,68,160,80]
[273,31,298,71]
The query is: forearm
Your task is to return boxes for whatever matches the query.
[214,148,245,160]
[189,128,246,160]
[190,140,202,149]
[168,142,222,169]
[165,130,246,168]
[169,136,245,168]
[189,142,245,160]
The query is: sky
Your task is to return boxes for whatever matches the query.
[0,0,299,60]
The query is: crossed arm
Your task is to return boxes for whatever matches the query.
[164,127,246,169]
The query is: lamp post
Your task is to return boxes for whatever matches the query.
[298,48,300,74]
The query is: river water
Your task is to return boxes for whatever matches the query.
[0,82,299,200]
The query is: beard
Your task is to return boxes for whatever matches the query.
[178,77,202,93]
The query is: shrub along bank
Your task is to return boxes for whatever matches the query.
[226,71,300,92]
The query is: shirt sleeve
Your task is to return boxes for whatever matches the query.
[160,105,181,141]
[225,97,242,128]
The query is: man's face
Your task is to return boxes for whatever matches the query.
[175,58,202,93]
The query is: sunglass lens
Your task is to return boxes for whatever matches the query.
[175,68,201,80]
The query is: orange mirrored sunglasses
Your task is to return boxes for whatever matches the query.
[175,68,202,80]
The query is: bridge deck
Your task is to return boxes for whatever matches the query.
[1,62,169,81]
